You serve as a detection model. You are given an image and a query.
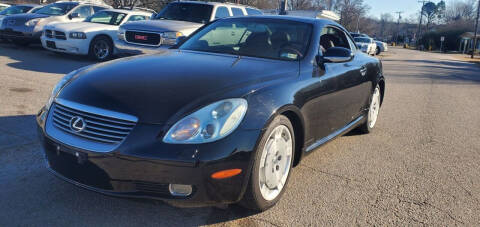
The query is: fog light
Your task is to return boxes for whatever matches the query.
[169,184,192,196]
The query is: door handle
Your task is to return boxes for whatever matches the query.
[360,66,367,76]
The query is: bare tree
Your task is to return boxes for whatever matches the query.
[334,0,370,31]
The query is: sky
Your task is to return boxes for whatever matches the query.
[365,0,456,20]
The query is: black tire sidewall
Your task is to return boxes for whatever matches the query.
[242,115,295,211]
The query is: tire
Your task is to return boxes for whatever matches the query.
[13,40,30,46]
[89,36,113,61]
[240,115,295,211]
[376,47,381,55]
[358,85,381,133]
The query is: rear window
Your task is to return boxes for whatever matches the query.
[245,8,262,15]
[354,38,371,43]
[231,7,244,16]
[155,3,213,24]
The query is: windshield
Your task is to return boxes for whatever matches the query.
[154,3,213,24]
[85,11,127,25]
[0,6,33,15]
[354,38,371,43]
[35,3,78,16]
[179,19,313,61]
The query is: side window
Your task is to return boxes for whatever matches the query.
[93,6,107,13]
[214,6,230,19]
[72,6,92,18]
[231,7,244,16]
[128,15,147,22]
[346,34,357,52]
[319,26,351,54]
[245,8,262,15]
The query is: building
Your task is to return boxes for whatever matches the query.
[459,32,480,54]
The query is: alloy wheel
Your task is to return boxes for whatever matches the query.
[258,124,293,201]
[93,40,110,60]
[368,87,381,128]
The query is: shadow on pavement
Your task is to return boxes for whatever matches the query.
[0,114,258,225]
[0,43,94,74]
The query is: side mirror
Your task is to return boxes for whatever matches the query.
[176,36,187,45]
[320,47,353,64]
[69,13,79,20]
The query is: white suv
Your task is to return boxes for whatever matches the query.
[115,1,262,54]
[41,9,152,61]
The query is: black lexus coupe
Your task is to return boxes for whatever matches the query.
[37,16,385,211]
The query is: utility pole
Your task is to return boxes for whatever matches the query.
[417,0,427,46]
[472,0,480,58]
[394,11,403,45]
[356,14,361,33]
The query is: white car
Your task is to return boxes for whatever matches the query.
[115,1,263,55]
[354,37,377,56]
[41,9,152,61]
[374,40,388,55]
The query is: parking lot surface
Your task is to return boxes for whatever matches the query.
[1,44,479,226]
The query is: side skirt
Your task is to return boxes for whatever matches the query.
[305,115,365,153]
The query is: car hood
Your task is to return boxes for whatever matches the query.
[120,19,202,33]
[46,21,115,32]
[58,50,299,124]
[6,13,50,21]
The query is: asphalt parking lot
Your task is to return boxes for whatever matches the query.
[1,43,479,226]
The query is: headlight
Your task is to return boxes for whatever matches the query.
[69,32,86,39]
[25,18,40,27]
[117,27,125,40]
[45,70,77,110]
[161,31,183,45]
[163,98,248,144]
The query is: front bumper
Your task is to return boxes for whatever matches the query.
[0,26,41,42]
[36,107,261,206]
[115,39,170,55]
[41,35,90,55]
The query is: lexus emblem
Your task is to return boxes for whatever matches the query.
[70,116,86,133]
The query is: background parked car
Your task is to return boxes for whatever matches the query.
[0,1,110,46]
[354,37,377,55]
[0,3,9,11]
[374,40,388,55]
[0,4,42,41]
[115,1,263,54]
[41,8,152,61]
[350,32,369,38]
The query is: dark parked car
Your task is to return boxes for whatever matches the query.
[37,16,385,211]
[0,1,110,45]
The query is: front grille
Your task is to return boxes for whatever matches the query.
[1,29,24,37]
[51,103,136,144]
[45,29,53,38]
[134,181,170,195]
[45,30,66,40]
[125,30,161,46]
[55,31,66,40]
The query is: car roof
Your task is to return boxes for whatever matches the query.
[170,1,259,9]
[12,4,40,7]
[104,8,152,15]
[228,15,341,26]
[54,1,110,7]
